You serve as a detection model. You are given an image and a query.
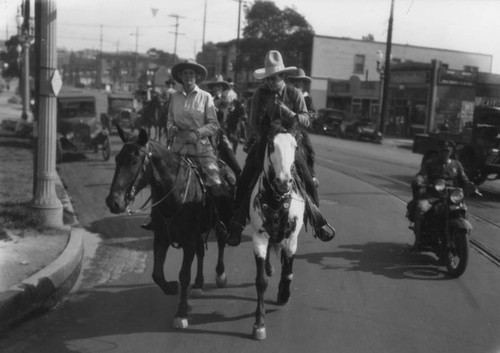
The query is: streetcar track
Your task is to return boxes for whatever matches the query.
[317,155,500,267]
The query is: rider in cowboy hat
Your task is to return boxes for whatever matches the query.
[287,68,318,188]
[141,59,229,231]
[226,50,335,246]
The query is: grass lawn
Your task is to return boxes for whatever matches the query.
[0,129,43,239]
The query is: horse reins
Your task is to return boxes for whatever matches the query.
[125,143,191,215]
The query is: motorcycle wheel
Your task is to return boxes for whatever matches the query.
[445,226,469,278]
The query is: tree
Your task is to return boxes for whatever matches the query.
[240,1,314,73]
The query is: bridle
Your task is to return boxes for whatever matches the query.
[124,142,189,215]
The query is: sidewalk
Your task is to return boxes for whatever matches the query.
[0,90,84,331]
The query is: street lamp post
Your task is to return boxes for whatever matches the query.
[376,50,385,133]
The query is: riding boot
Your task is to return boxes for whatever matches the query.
[226,191,250,247]
[305,196,336,242]
[207,184,230,238]
[140,218,153,231]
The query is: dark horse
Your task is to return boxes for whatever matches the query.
[105,126,234,329]
[140,94,166,141]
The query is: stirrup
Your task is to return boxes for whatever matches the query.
[215,221,228,237]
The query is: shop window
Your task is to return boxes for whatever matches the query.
[353,54,365,74]
[464,65,478,72]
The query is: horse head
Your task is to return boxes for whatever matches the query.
[264,121,298,195]
[106,126,152,213]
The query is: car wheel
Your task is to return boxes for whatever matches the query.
[102,137,111,161]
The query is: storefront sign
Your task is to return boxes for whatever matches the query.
[475,96,500,107]
[391,71,428,84]
[438,68,477,86]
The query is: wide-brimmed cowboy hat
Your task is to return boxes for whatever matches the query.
[253,50,297,80]
[288,68,312,83]
[205,75,230,90]
[171,59,208,84]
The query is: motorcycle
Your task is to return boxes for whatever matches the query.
[407,179,481,278]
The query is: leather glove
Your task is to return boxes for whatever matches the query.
[297,113,310,127]
[186,131,199,143]
[276,101,295,120]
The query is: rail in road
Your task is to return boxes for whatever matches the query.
[316,154,500,268]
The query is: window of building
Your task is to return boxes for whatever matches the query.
[353,54,365,74]
[464,65,479,72]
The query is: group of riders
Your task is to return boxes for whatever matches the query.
[140,50,336,246]
[140,49,476,251]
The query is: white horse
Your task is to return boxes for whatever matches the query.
[248,123,306,340]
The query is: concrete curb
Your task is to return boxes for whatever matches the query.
[0,173,84,332]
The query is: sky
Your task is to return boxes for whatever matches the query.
[2,0,500,74]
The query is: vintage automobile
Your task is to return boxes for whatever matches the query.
[101,92,140,133]
[311,108,346,137]
[343,118,383,143]
[413,105,500,185]
[56,92,110,163]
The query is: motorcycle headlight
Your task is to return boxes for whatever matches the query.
[434,179,446,192]
[450,189,464,204]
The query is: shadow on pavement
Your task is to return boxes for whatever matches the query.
[297,242,452,281]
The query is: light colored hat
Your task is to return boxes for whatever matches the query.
[171,59,208,84]
[253,50,297,80]
[288,68,312,83]
[206,75,230,90]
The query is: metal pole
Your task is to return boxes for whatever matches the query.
[235,0,242,86]
[379,0,394,135]
[31,0,63,228]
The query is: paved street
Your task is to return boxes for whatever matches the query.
[1,130,499,353]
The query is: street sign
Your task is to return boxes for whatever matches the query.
[51,69,63,96]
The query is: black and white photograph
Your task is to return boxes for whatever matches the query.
[1,0,499,352]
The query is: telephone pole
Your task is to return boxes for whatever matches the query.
[169,14,185,63]
[379,0,394,135]
[234,0,242,86]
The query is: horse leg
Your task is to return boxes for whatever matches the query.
[173,245,196,329]
[215,228,227,287]
[252,236,269,340]
[277,249,294,305]
[152,230,178,295]
[265,243,274,277]
[191,238,205,297]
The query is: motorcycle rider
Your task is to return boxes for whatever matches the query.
[410,139,475,250]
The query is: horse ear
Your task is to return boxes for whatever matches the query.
[116,124,127,143]
[137,129,149,146]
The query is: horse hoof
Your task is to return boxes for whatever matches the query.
[173,317,189,329]
[190,287,203,298]
[252,325,266,340]
[215,273,227,288]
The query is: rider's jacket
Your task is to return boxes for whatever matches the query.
[249,83,308,141]
[167,84,219,155]
[415,158,471,188]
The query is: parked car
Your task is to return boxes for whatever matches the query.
[56,92,110,163]
[311,108,346,137]
[343,118,382,143]
[101,92,140,133]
